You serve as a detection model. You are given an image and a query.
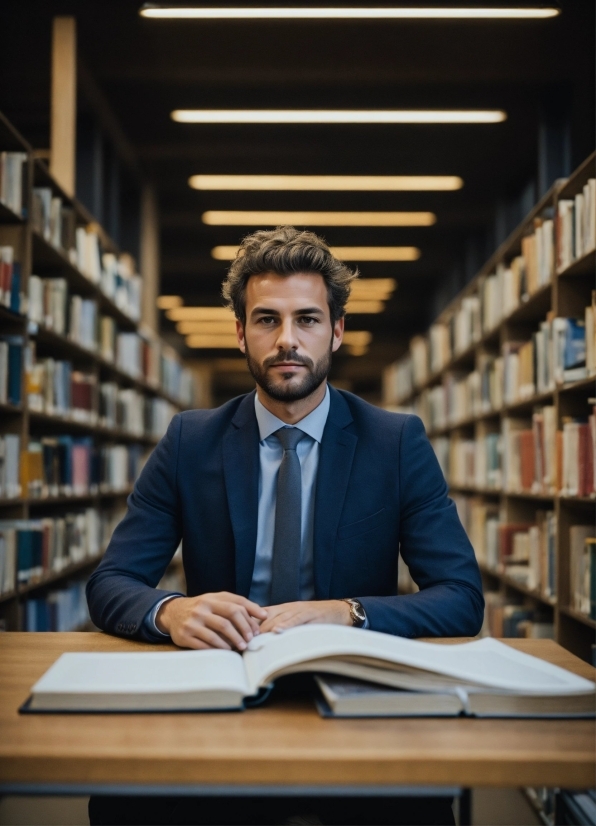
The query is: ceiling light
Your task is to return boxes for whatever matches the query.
[343,331,373,346]
[177,320,237,335]
[350,277,397,296]
[173,109,506,124]
[190,174,463,191]
[345,300,385,313]
[186,334,240,349]
[212,245,420,261]
[347,345,369,356]
[202,210,436,226]
[166,306,234,321]
[141,6,560,20]
[156,295,182,309]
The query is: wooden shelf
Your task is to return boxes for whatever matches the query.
[384,155,596,661]
[0,305,26,326]
[0,200,24,224]
[17,553,104,597]
[557,249,596,278]
[0,401,23,414]
[559,605,596,630]
[28,409,160,445]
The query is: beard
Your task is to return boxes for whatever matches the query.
[245,341,332,402]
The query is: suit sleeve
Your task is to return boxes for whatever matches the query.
[358,414,484,638]
[86,414,184,641]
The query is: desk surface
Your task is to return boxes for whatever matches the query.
[0,633,594,790]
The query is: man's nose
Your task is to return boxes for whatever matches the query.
[275,318,299,351]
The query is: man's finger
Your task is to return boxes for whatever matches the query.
[220,592,268,618]
[205,614,248,650]
[219,605,256,642]
[187,622,233,650]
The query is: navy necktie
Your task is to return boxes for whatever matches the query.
[270,427,305,605]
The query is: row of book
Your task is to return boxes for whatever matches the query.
[22,580,90,632]
[483,592,554,639]
[99,383,177,438]
[452,494,557,598]
[389,309,591,410]
[20,438,147,499]
[0,245,22,311]
[0,152,27,218]
[26,276,193,405]
[32,187,142,321]
[431,406,596,497]
[24,345,178,438]
[0,506,124,593]
[556,177,596,272]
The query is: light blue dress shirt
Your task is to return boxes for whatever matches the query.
[145,384,365,636]
[249,385,330,605]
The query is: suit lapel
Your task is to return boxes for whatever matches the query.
[223,392,260,597]
[313,388,357,599]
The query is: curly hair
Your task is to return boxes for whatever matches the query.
[221,226,358,324]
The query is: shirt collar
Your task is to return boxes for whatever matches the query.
[254,385,330,444]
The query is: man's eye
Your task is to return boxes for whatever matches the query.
[300,316,317,325]
[258,317,276,325]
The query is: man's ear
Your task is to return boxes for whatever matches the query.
[331,316,344,353]
[236,318,246,353]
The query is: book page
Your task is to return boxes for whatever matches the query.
[242,625,596,696]
[32,649,250,698]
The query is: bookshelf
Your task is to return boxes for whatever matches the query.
[0,110,193,632]
[384,152,596,662]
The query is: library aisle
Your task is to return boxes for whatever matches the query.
[0,2,594,826]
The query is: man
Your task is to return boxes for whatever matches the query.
[87,227,484,825]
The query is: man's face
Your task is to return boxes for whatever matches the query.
[236,272,344,402]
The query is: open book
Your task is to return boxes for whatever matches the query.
[24,625,595,717]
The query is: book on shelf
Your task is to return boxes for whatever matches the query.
[556,178,596,272]
[0,152,27,217]
[586,292,596,374]
[23,580,90,632]
[561,414,595,498]
[0,506,124,592]
[25,344,96,423]
[452,494,557,599]
[0,245,22,312]
[0,433,20,498]
[484,591,555,639]
[31,189,142,321]
[0,334,23,405]
[521,216,555,293]
[553,317,587,384]
[570,526,596,620]
[23,625,595,717]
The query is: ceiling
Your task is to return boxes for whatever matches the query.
[0,0,594,400]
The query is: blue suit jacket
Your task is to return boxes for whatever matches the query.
[87,386,484,641]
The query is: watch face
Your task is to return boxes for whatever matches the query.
[351,600,366,625]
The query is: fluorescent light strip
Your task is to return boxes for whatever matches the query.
[190,174,462,191]
[345,300,385,313]
[202,210,436,226]
[167,307,234,321]
[177,321,237,334]
[156,295,183,309]
[351,277,397,294]
[186,335,240,348]
[141,7,560,20]
[173,109,506,124]
[212,244,419,261]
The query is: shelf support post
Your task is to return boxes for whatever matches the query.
[50,16,77,197]
[140,185,159,334]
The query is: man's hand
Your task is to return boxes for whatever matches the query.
[156,592,268,650]
[259,600,352,634]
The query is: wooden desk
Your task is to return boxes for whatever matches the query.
[0,633,594,794]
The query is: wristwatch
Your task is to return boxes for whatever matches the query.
[342,598,367,628]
